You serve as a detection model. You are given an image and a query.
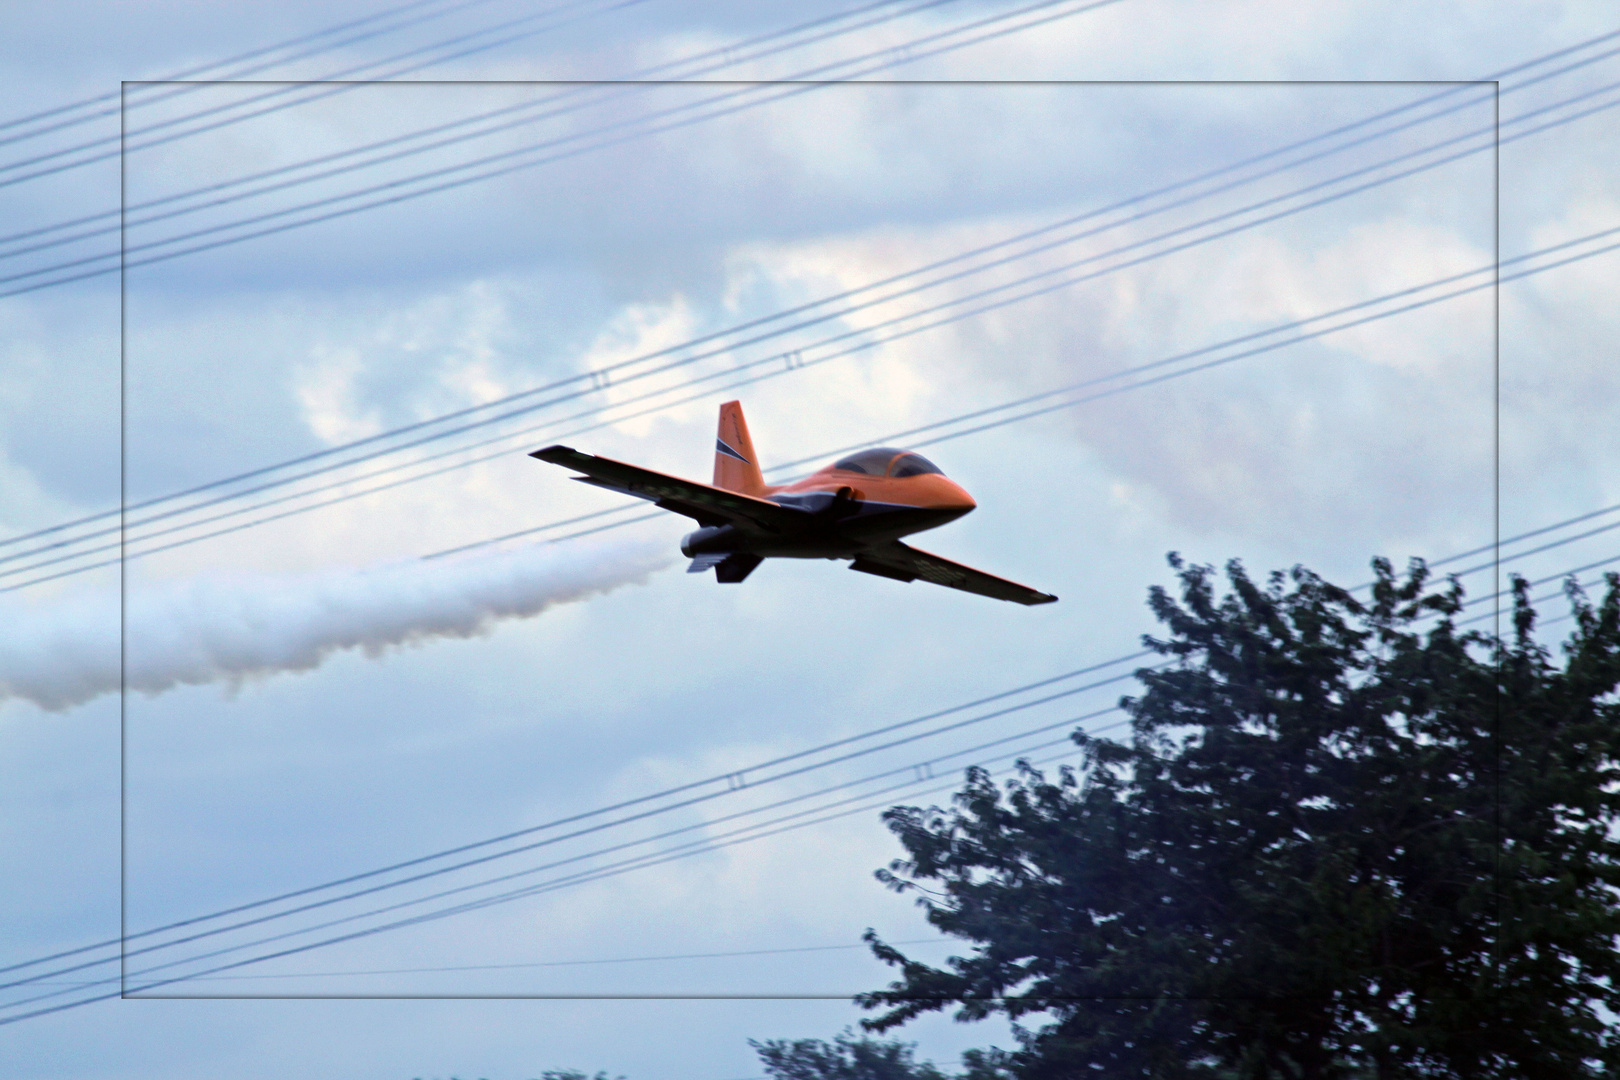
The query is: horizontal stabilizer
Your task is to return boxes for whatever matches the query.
[714,552,763,583]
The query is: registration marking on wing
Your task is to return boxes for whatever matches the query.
[913,561,966,586]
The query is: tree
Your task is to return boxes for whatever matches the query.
[751,1028,1013,1080]
[858,557,1620,1078]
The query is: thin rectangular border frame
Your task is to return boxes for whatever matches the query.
[118,76,1502,1000]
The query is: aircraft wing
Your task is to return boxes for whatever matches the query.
[530,445,806,532]
[850,541,1058,606]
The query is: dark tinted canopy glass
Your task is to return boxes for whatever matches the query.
[890,452,942,478]
[831,448,944,477]
[833,447,906,475]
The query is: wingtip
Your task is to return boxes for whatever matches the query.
[529,444,575,461]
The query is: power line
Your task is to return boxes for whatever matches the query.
[6,0,1613,1036]
[0,94,1552,569]
[3,33,1606,558]
[1,702,1130,1011]
[0,652,1144,980]
[56,936,948,983]
[6,516,1617,1020]
[9,76,1613,588]
[24,521,1615,1021]
[0,0,946,254]
[0,19,1607,599]
[0,0,1119,298]
[7,216,1614,593]
[4,714,1123,1018]
[0,0,648,186]
[100,541,1620,1005]
[10,17,1617,274]
[207,939,948,979]
[6,0,1613,958]
[0,0,483,144]
[7,506,1616,1005]
[10,217,1616,591]
[127,735,1101,1000]
[1457,553,1620,625]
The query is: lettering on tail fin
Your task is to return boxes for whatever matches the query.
[713,400,766,495]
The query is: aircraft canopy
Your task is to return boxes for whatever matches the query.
[833,448,943,477]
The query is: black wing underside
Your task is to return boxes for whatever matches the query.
[851,541,1058,606]
[529,445,804,532]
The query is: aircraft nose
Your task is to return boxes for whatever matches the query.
[943,479,976,511]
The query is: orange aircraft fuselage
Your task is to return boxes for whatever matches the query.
[531,399,1056,604]
[678,456,976,562]
[675,400,975,564]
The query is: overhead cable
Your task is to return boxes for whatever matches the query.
[5,32,1609,558]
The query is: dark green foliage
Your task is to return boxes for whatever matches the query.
[751,1029,1015,1080]
[411,1073,622,1080]
[535,1073,623,1080]
[752,1029,949,1080]
[859,557,1620,1078]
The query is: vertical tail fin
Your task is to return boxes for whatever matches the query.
[713,400,765,495]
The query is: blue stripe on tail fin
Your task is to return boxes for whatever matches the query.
[713,401,766,495]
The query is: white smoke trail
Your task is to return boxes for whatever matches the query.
[0,540,672,712]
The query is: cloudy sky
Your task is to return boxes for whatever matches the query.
[2,1,1618,1076]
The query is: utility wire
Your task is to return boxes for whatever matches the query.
[1458,554,1620,624]
[8,506,1616,1002]
[0,707,1127,1010]
[15,210,1539,576]
[4,30,1607,554]
[0,0,947,254]
[119,937,950,981]
[123,732,1106,999]
[7,519,1618,1019]
[5,688,1136,995]
[0,652,1144,980]
[0,0,1119,297]
[31,937,947,985]
[7,214,1614,594]
[30,534,1619,1024]
[4,713,1124,1018]
[0,0,483,145]
[8,82,1613,589]
[0,16,1607,592]
[0,87,1588,577]
[0,0,648,186]
[6,220,1613,593]
[12,0,1620,1029]
[11,18,1617,275]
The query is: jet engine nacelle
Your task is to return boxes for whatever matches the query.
[681,524,741,557]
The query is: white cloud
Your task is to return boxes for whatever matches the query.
[4,4,1619,1078]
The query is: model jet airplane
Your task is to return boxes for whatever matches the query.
[530,401,1057,605]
